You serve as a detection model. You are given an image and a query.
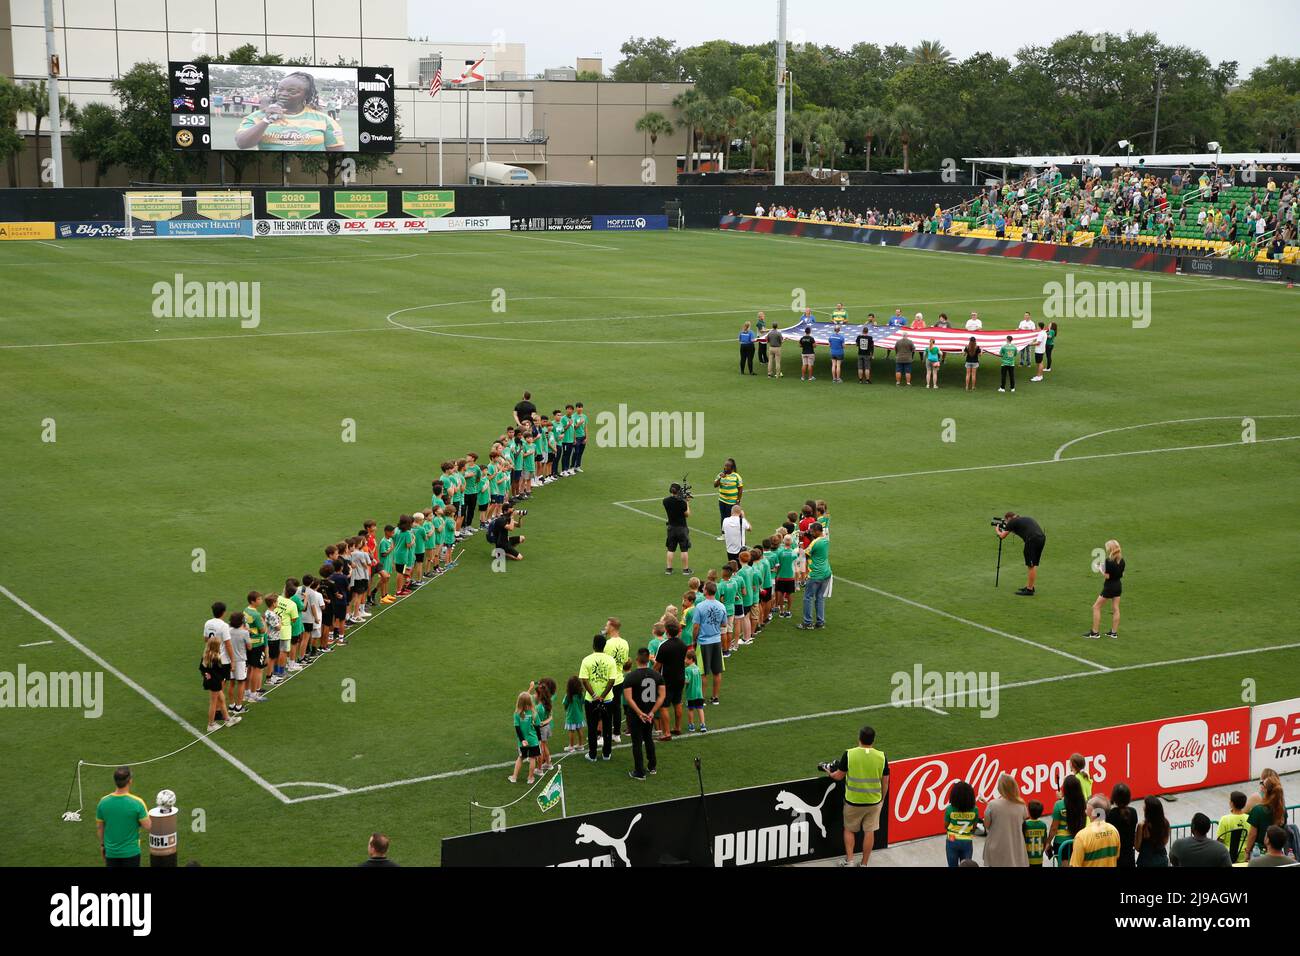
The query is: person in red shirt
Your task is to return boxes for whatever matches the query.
[363,520,382,609]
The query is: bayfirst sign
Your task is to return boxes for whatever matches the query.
[1251,697,1300,776]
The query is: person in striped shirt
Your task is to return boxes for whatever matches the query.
[234,72,346,152]
[713,458,743,529]
[1070,795,1122,867]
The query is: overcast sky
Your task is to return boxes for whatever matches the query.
[409,0,1298,78]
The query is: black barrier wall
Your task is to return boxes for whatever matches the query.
[0,184,976,225]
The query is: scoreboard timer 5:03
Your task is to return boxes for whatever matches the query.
[169,62,212,151]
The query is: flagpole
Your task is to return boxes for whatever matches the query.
[438,82,444,186]
[481,51,488,175]
[560,772,566,818]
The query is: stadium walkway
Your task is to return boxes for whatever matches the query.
[795,771,1299,867]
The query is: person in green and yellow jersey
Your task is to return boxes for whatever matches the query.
[713,458,743,529]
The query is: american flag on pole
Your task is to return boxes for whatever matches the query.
[454,56,485,85]
[428,63,442,97]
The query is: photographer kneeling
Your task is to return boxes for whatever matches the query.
[996,511,1045,596]
[487,501,526,562]
[663,482,692,576]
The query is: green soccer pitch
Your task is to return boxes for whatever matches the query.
[1,227,1297,866]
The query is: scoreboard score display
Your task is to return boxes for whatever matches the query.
[169,61,396,153]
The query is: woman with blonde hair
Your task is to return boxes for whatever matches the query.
[738,321,756,375]
[982,773,1030,867]
[1084,539,1125,639]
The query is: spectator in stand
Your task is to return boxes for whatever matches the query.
[1246,772,1286,857]
[1106,782,1138,867]
[982,773,1029,867]
[1135,794,1171,867]
[1046,774,1086,862]
[1170,812,1232,867]
[1217,790,1252,864]
[1070,795,1121,867]
[1247,826,1294,867]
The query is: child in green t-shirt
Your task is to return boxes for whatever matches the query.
[1024,800,1048,866]
[509,692,540,786]
[684,650,706,733]
[561,676,586,752]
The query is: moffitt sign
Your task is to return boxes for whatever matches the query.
[887,706,1250,843]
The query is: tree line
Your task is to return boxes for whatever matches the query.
[619,32,1299,173]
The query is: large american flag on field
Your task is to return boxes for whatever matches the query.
[776,318,1039,354]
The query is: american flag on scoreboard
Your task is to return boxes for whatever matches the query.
[428,64,442,97]
[776,318,1040,354]
[172,96,194,110]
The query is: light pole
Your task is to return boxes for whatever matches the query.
[774,0,787,186]
[1151,61,1168,155]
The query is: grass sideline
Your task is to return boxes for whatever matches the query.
[1,229,1297,865]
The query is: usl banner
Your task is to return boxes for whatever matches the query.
[264,191,322,220]
[56,221,130,240]
[443,773,885,867]
[1250,697,1300,777]
[401,190,455,218]
[195,191,253,220]
[125,191,184,221]
[594,214,668,231]
[888,707,1251,843]
[0,221,55,240]
[333,190,391,219]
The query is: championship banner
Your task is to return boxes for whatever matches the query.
[888,707,1251,844]
[332,190,391,219]
[401,190,455,218]
[1250,697,1300,776]
[264,191,322,220]
[195,191,253,220]
[124,192,184,222]
[0,221,56,240]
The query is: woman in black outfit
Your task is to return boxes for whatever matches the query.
[1106,781,1138,868]
[1084,538,1124,639]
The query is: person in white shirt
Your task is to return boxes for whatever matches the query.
[965,312,983,332]
[203,603,244,718]
[1017,312,1036,366]
[722,506,751,564]
[755,203,766,217]
[1031,323,1048,382]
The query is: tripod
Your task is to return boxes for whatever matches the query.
[995,534,1003,587]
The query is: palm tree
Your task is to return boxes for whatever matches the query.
[909,40,954,66]
[890,104,923,174]
[811,122,843,173]
[788,111,819,171]
[714,95,746,172]
[741,109,774,170]
[854,106,888,174]
[20,80,73,185]
[674,90,709,172]
[634,111,674,151]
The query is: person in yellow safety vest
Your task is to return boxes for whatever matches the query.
[1069,753,1093,800]
[822,725,889,867]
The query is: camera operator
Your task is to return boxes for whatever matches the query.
[487,501,526,561]
[996,511,1045,596]
[663,483,692,576]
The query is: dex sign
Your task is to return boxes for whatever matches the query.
[1250,697,1300,776]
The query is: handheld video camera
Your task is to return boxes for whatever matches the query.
[673,474,693,500]
[990,516,1008,532]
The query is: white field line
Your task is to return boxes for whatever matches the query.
[33,240,67,251]
[493,232,621,251]
[614,434,1300,505]
[1052,415,1300,460]
[609,501,1105,670]
[18,640,54,647]
[0,584,291,804]
[278,641,1300,804]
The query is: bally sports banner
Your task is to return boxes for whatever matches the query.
[888,706,1251,843]
[1251,697,1300,777]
